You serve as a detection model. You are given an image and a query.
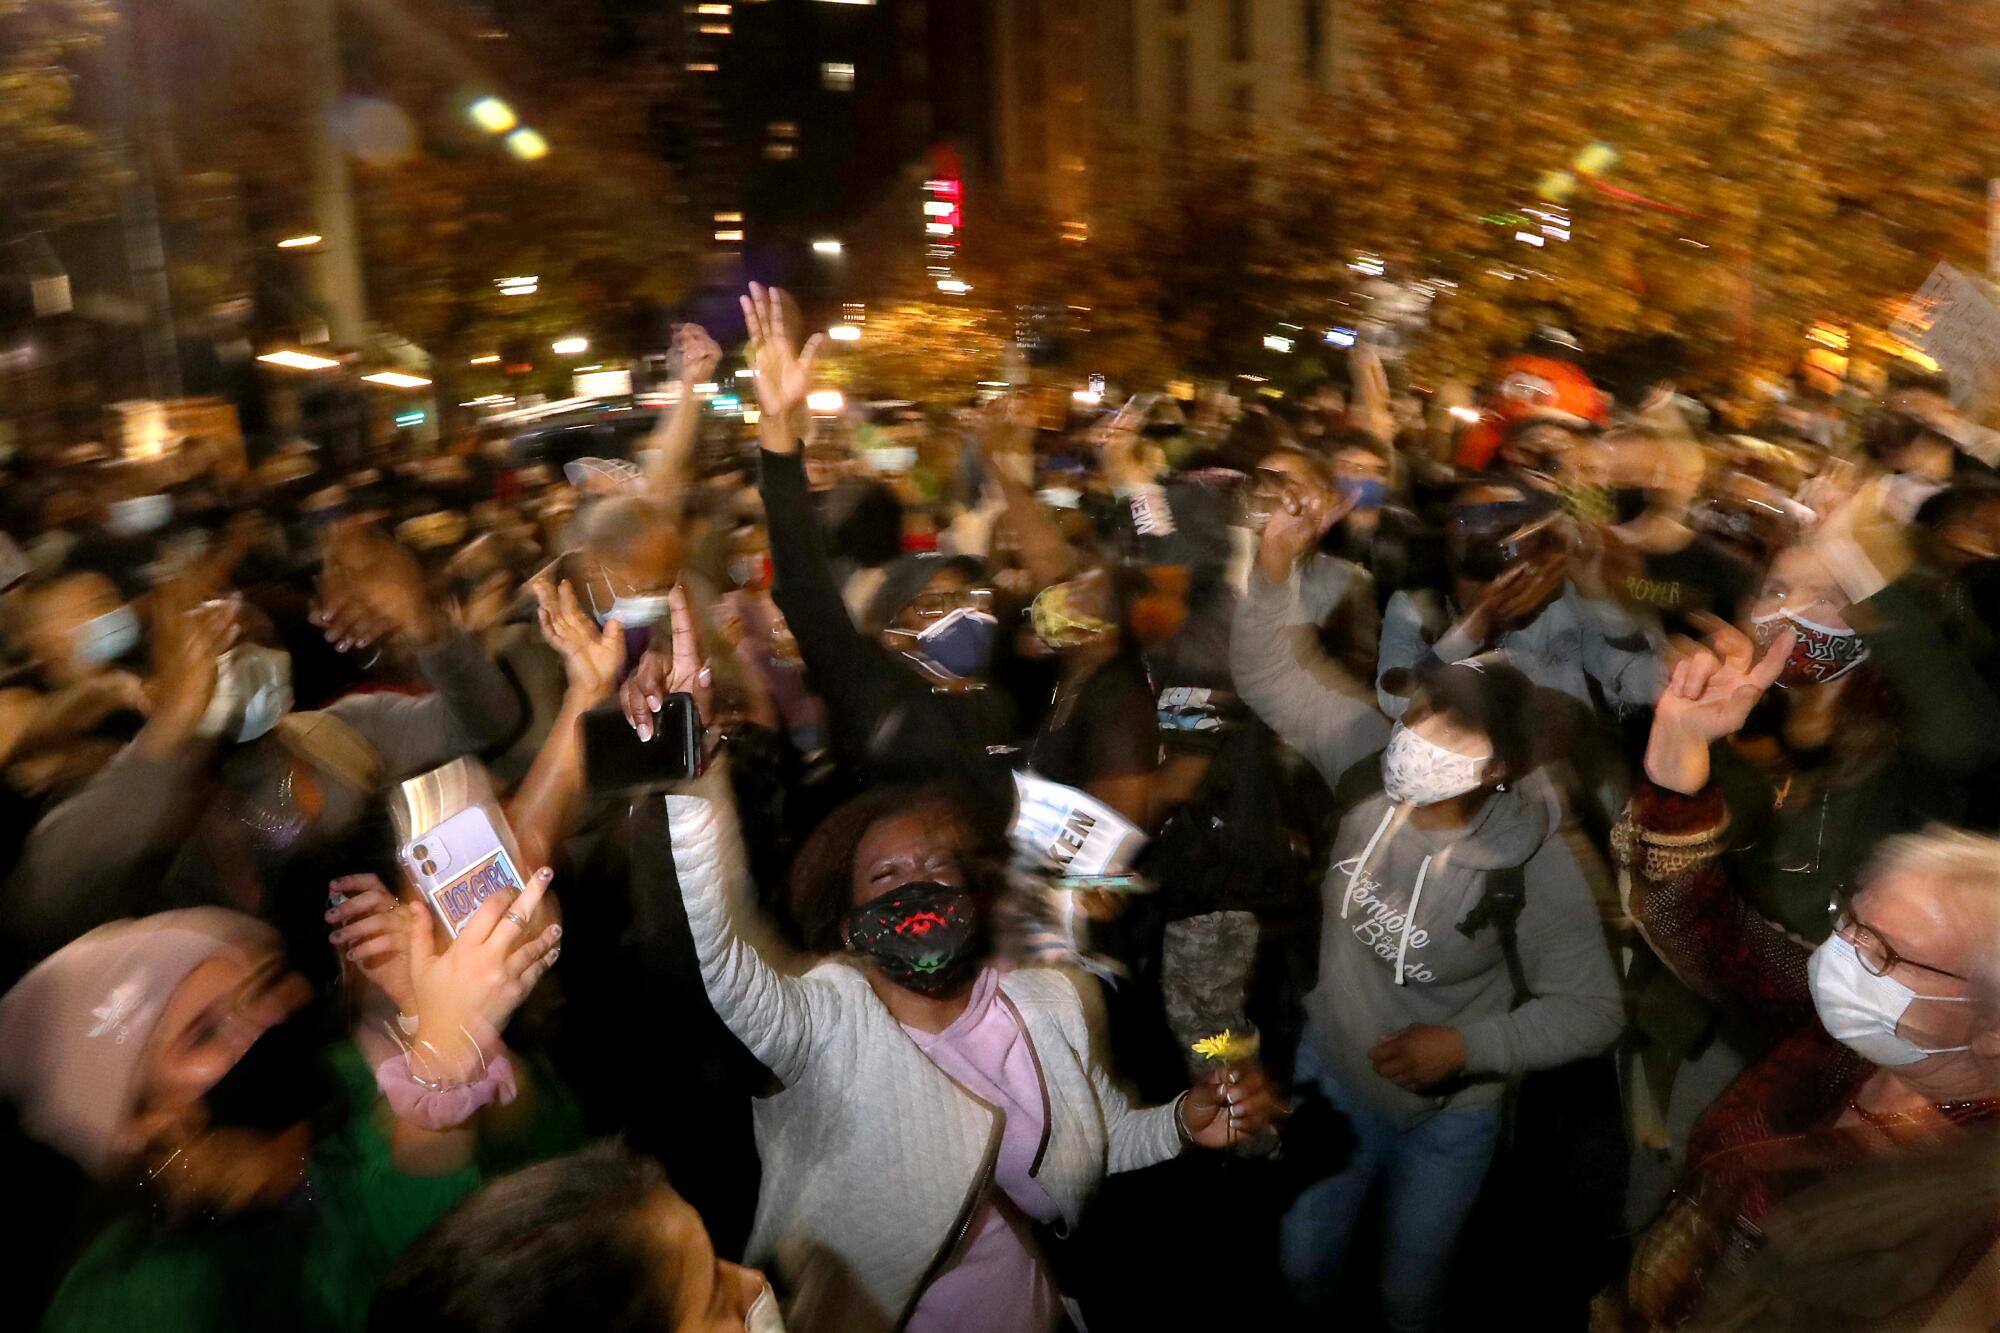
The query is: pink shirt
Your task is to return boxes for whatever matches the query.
[903,967,1062,1333]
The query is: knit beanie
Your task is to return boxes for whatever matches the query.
[0,909,279,1177]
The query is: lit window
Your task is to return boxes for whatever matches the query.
[714,211,743,223]
[768,121,799,138]
[695,4,731,13]
[687,62,719,72]
[699,24,732,36]
[822,61,855,91]
[765,142,797,160]
[714,229,745,242]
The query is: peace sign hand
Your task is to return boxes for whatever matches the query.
[1644,613,1792,794]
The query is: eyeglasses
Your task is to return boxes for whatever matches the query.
[1834,909,1970,983]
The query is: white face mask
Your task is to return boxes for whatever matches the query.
[1808,932,1974,1067]
[106,494,172,536]
[745,1284,786,1333]
[73,605,141,666]
[198,645,294,743]
[1380,723,1488,806]
[585,566,673,629]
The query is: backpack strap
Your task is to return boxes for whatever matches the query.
[1456,862,1531,1010]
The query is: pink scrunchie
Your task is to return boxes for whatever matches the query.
[373,1051,519,1131]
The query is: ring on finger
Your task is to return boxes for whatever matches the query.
[503,910,530,930]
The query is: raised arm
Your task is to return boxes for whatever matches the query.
[665,760,820,1088]
[644,323,721,511]
[1232,491,1391,783]
[1620,620,1815,1038]
[315,523,524,774]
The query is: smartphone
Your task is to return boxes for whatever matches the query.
[402,806,528,938]
[583,693,701,794]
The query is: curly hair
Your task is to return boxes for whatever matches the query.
[787,784,1008,954]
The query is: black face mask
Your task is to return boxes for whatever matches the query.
[1612,486,1651,524]
[842,880,983,997]
[202,1008,339,1137]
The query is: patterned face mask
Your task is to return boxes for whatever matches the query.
[1751,608,1869,686]
[842,881,982,997]
[1380,723,1488,806]
[1030,580,1114,649]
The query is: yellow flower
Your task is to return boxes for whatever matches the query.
[1191,1029,1253,1063]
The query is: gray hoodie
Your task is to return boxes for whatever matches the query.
[1232,572,1623,1130]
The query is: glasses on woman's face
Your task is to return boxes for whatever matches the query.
[1834,909,1970,983]
[906,587,995,621]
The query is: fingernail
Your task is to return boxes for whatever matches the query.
[324,910,338,922]
[536,867,553,883]
[346,949,359,960]
[550,924,563,939]
[548,948,562,965]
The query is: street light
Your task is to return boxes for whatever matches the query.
[552,336,589,356]
[362,371,433,389]
[936,278,971,295]
[827,324,861,342]
[276,234,323,250]
[505,128,549,161]
[806,389,845,415]
[495,276,539,297]
[468,97,518,134]
[468,354,501,366]
[813,239,844,256]
[258,349,342,371]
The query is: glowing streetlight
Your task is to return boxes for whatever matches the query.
[806,389,845,415]
[551,336,589,356]
[362,371,434,389]
[276,234,323,250]
[505,128,550,161]
[813,239,844,256]
[827,324,862,343]
[936,278,971,295]
[468,97,518,134]
[468,354,501,366]
[257,349,342,371]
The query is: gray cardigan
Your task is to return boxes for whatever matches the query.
[665,766,1184,1333]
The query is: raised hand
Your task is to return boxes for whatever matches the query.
[1256,487,1349,584]
[676,323,723,388]
[534,577,625,706]
[143,588,240,751]
[404,867,562,1084]
[619,584,708,740]
[739,282,825,448]
[1645,612,1793,793]
[327,875,416,1015]
[315,520,448,650]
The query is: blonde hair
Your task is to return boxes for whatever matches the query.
[1867,824,2000,987]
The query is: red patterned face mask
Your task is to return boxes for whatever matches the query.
[1752,609,1870,686]
[842,881,982,996]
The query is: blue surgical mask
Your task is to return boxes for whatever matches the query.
[1339,477,1388,512]
[198,645,294,743]
[73,605,141,666]
[911,607,999,680]
[586,564,673,629]
[106,495,172,536]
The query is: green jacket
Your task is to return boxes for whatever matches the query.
[42,1041,577,1333]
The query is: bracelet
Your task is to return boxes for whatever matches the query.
[1172,1089,1195,1151]
[374,1051,518,1132]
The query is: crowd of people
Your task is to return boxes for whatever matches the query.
[1,280,1998,1332]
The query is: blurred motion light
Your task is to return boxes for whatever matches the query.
[259,350,341,371]
[468,97,518,134]
[496,275,539,296]
[276,234,323,250]
[936,278,971,295]
[806,389,845,415]
[1263,334,1295,353]
[505,128,550,161]
[552,336,589,355]
[1072,388,1101,406]
[1449,406,1481,424]
[1324,327,1356,348]
[828,324,862,342]
[697,3,731,11]
[363,371,433,389]
[813,239,844,255]
[1515,231,1546,248]
[1350,257,1385,277]
[469,353,501,366]
[715,229,745,243]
